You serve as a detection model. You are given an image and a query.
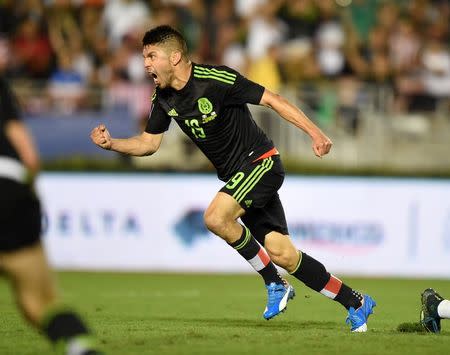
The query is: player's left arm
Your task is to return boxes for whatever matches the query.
[259,88,332,158]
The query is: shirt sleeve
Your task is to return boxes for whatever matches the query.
[223,71,265,106]
[144,99,171,134]
[0,78,21,123]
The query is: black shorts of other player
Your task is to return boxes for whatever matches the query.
[220,155,289,243]
[0,178,41,252]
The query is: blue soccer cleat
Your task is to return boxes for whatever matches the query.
[346,294,376,332]
[263,282,295,320]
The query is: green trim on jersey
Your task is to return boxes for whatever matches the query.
[232,157,274,203]
[194,66,236,85]
[194,66,237,79]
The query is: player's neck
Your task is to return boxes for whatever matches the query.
[171,60,192,91]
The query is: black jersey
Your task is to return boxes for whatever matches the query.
[0,76,21,161]
[145,63,275,181]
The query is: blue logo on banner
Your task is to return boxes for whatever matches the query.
[174,209,210,247]
[173,208,384,252]
[288,221,383,253]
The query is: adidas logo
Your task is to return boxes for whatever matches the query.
[244,200,253,207]
[168,108,178,116]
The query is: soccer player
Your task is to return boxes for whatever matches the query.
[0,53,102,354]
[421,288,450,333]
[90,25,376,332]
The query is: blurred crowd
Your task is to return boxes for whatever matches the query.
[0,0,449,131]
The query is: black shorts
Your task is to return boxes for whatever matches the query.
[0,178,42,252]
[220,155,289,244]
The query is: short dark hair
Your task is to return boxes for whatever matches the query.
[142,25,188,57]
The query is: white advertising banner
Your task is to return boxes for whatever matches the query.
[37,174,450,277]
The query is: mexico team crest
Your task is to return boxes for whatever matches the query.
[197,97,213,114]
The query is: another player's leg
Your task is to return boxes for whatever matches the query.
[0,178,102,354]
[204,192,293,319]
[0,243,102,354]
[420,288,450,333]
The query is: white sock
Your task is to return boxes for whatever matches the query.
[67,336,95,355]
[437,299,450,319]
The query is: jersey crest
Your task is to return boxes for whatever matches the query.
[197,97,213,115]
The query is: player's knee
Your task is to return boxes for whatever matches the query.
[204,209,227,235]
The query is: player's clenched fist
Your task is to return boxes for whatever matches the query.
[90,124,112,150]
[312,133,333,158]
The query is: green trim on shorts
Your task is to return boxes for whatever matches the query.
[232,157,274,203]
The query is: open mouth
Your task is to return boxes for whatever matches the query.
[150,72,160,86]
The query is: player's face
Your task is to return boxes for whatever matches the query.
[143,44,173,89]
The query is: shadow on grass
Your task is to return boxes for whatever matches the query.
[153,317,450,336]
[152,316,338,330]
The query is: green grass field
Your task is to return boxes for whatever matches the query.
[0,273,449,354]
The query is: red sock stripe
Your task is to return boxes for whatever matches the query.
[248,247,271,271]
[326,275,342,294]
[257,248,270,266]
[320,275,342,299]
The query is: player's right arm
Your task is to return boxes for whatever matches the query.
[92,89,170,156]
[90,124,163,156]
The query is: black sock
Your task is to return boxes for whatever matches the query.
[334,285,364,310]
[229,226,283,285]
[41,309,99,354]
[290,251,362,309]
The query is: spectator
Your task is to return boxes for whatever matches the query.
[245,0,286,62]
[106,33,153,127]
[347,0,378,42]
[0,0,17,35]
[277,0,320,83]
[376,2,399,33]
[102,0,151,50]
[314,0,346,78]
[247,44,282,93]
[199,0,241,64]
[11,14,53,79]
[47,50,87,114]
[0,0,446,122]
[389,18,421,75]
[155,1,203,61]
[235,0,268,20]
[348,26,392,84]
[395,39,450,113]
[219,22,247,74]
[47,3,95,85]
